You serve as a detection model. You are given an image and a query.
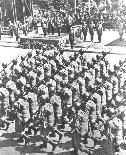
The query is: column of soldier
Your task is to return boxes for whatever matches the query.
[0,46,126,154]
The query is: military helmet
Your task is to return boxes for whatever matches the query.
[6,80,16,91]
[27,51,32,58]
[2,63,7,68]
[12,59,17,65]
[95,78,102,85]
[21,55,26,61]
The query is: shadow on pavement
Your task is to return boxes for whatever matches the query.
[0,138,17,148]
[1,132,19,139]
[93,139,114,155]
[105,39,126,47]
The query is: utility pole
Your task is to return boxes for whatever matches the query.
[75,0,76,14]
[89,0,90,14]
[12,0,17,24]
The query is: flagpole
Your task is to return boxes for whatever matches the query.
[105,0,106,12]
[75,0,76,14]
[89,0,90,14]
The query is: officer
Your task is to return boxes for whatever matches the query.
[69,27,74,49]
[96,21,103,43]
[82,21,88,42]
[50,16,55,35]
[56,16,62,37]
[88,21,94,42]
[42,16,48,37]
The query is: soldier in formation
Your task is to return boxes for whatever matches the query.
[1,45,126,154]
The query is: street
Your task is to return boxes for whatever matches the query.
[0,30,126,155]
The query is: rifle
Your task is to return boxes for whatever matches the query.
[0,54,20,74]
[98,101,126,129]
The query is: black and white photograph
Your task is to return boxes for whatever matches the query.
[0,0,126,155]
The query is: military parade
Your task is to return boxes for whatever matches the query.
[0,42,126,155]
[1,0,126,155]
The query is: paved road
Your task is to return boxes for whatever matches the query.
[0,31,126,155]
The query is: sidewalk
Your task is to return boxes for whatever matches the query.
[0,35,19,48]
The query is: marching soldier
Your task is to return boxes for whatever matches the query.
[0,87,11,130]
[70,104,92,155]
[43,62,52,79]
[14,97,30,145]
[61,87,72,128]
[54,74,62,96]
[27,71,37,93]
[39,102,58,152]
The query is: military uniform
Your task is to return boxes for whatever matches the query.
[69,28,74,49]
[39,102,58,151]
[62,87,72,127]
[96,22,103,43]
[15,98,30,145]
[82,22,88,41]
